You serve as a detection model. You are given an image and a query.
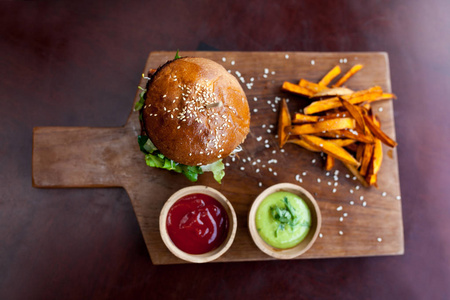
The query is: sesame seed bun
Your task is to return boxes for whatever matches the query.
[142,57,250,166]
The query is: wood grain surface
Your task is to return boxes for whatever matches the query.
[33,51,403,264]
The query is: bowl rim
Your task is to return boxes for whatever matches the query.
[159,185,237,263]
[248,182,322,259]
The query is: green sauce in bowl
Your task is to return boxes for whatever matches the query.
[255,191,311,249]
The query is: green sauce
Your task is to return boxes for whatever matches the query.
[255,191,311,249]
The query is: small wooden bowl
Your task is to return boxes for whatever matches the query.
[159,185,237,263]
[248,183,322,259]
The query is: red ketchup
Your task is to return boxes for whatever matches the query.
[166,193,229,254]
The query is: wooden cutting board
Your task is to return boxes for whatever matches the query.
[32,51,404,264]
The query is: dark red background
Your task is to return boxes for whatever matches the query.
[1,1,449,299]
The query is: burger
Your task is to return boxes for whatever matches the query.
[135,54,250,183]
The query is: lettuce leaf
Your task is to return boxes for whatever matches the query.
[138,135,208,182]
[201,160,225,184]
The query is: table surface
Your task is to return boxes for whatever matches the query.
[1,1,449,299]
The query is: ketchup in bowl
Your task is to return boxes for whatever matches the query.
[166,193,229,255]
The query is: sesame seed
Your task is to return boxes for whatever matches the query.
[280,149,285,153]
[332,188,337,193]
[253,108,258,113]
[273,172,277,176]
[336,206,343,211]
[343,213,348,217]
[396,196,401,200]
[222,57,226,62]
[328,182,332,186]
[362,201,367,207]
[350,189,354,194]
[382,192,387,197]
[285,54,289,59]
[268,168,273,172]
[360,196,364,201]
[267,129,271,133]
[377,237,383,242]
[302,172,307,176]
[258,182,262,187]
[355,185,360,190]
[317,178,321,183]
[311,60,315,65]
[225,163,230,167]
[256,169,260,173]
[339,231,343,236]
[240,167,245,171]
[319,233,323,238]
[378,107,384,112]
[339,217,343,222]
[312,159,316,163]
[253,97,257,101]
[231,61,235,65]
[264,68,269,74]
[350,201,354,205]
[334,182,338,187]
[265,144,270,148]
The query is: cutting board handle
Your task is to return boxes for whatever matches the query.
[32,126,134,188]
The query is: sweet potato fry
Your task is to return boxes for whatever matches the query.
[277,98,291,148]
[292,113,320,124]
[368,138,383,176]
[329,139,356,147]
[299,79,327,93]
[303,87,384,115]
[360,144,374,176]
[321,129,374,143]
[286,139,320,152]
[366,174,378,187]
[287,118,355,135]
[301,135,361,167]
[343,163,370,187]
[312,87,354,98]
[363,115,397,147]
[318,65,341,86]
[334,64,364,87]
[356,143,365,163]
[325,155,335,171]
[339,97,366,133]
[281,82,314,97]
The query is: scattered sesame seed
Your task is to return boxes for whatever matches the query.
[257,159,261,163]
[336,206,343,211]
[256,136,262,142]
[273,172,277,176]
[271,150,276,154]
[339,217,344,222]
[177,125,180,129]
[268,168,273,172]
[343,213,348,217]
[256,169,260,173]
[265,144,270,148]
[377,237,383,242]
[250,77,254,82]
[339,231,343,236]
[328,182,332,186]
[231,61,235,65]
[225,163,230,167]
[280,149,285,153]
[264,139,269,144]
[350,201,354,205]
[264,68,269,74]
[253,97,257,101]
[362,201,367,207]
[355,185,360,190]
[345,174,350,178]
[267,129,271,133]
[334,182,338,187]
[350,189,354,194]
[222,57,226,62]
[311,60,315,65]
[253,108,258,113]
[396,196,402,200]
[302,172,307,176]
[352,176,357,180]
[332,188,337,193]
[312,159,316,163]
[258,182,262,187]
[360,196,364,201]
[271,71,275,75]
[263,74,268,78]
[240,167,245,171]
[285,54,289,59]
[319,233,323,238]
[382,192,387,197]
[378,107,384,112]
[317,178,321,183]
